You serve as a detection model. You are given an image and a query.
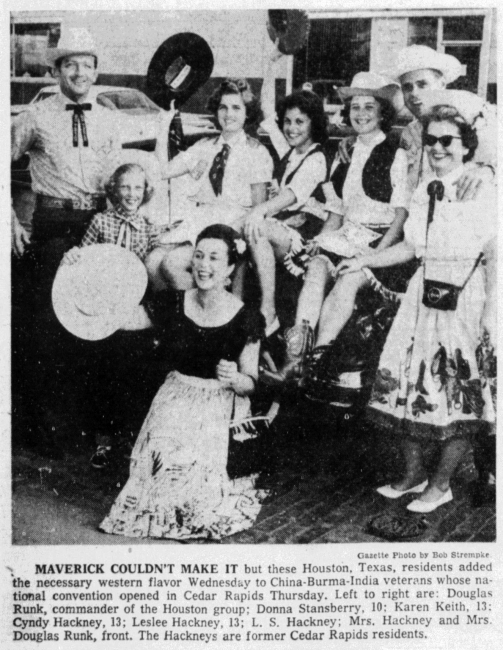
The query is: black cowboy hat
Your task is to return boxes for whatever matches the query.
[146,32,214,109]
[267,9,310,55]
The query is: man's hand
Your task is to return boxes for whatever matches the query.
[12,211,30,257]
[338,135,356,165]
[455,165,494,201]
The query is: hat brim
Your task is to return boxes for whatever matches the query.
[338,85,404,113]
[46,48,98,66]
[52,244,148,341]
[146,32,214,109]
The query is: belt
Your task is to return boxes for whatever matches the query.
[36,194,106,212]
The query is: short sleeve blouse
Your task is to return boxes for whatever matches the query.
[176,132,274,208]
[280,145,327,211]
[325,131,409,227]
[404,165,497,286]
[145,290,265,379]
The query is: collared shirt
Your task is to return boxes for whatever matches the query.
[326,131,408,227]
[400,102,497,203]
[11,92,122,203]
[80,207,160,262]
[178,130,273,209]
[279,142,327,212]
[404,164,496,286]
[260,114,327,212]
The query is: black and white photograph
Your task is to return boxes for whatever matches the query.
[8,4,498,549]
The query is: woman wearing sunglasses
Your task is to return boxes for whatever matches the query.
[335,95,496,513]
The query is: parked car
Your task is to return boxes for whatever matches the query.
[11,84,218,149]
[11,85,219,226]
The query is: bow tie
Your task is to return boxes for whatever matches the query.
[66,103,92,147]
[116,208,142,230]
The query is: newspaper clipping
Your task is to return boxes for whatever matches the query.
[2,1,501,648]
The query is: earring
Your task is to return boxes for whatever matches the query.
[225,277,232,287]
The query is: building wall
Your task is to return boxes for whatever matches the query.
[11,9,497,107]
[11,10,289,111]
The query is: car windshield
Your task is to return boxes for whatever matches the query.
[35,92,56,102]
[97,91,160,115]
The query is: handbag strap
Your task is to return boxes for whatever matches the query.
[460,252,484,291]
[424,180,483,291]
[230,393,236,422]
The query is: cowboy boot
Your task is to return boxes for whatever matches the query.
[261,320,314,387]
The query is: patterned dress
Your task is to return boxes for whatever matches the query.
[100,290,266,540]
[368,165,496,441]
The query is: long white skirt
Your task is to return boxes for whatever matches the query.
[100,371,265,540]
[368,267,496,441]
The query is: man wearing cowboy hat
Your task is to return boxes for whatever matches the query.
[11,27,122,454]
[12,27,121,257]
[339,44,496,201]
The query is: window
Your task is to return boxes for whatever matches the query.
[293,18,371,102]
[98,90,159,113]
[11,22,60,78]
[408,15,485,93]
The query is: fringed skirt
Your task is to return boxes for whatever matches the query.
[100,371,266,540]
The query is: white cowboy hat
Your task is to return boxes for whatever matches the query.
[52,244,148,340]
[419,89,486,126]
[390,45,464,84]
[337,72,404,113]
[46,27,98,67]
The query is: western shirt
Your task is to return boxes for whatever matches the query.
[11,92,122,204]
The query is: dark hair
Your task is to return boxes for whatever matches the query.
[195,224,244,267]
[54,54,98,70]
[276,90,328,145]
[207,79,263,132]
[422,105,478,162]
[340,95,396,133]
[105,164,154,207]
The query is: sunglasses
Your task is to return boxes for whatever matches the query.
[423,134,462,148]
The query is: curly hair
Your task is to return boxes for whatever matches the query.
[276,90,328,145]
[421,105,478,163]
[340,95,397,134]
[207,79,263,132]
[195,224,245,267]
[105,164,154,207]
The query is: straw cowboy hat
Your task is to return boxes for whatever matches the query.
[146,33,214,109]
[52,244,148,341]
[390,45,464,84]
[46,27,98,67]
[419,89,486,126]
[338,72,404,113]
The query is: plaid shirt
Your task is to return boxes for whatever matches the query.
[80,207,160,262]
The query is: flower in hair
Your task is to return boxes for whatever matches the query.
[235,238,246,255]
